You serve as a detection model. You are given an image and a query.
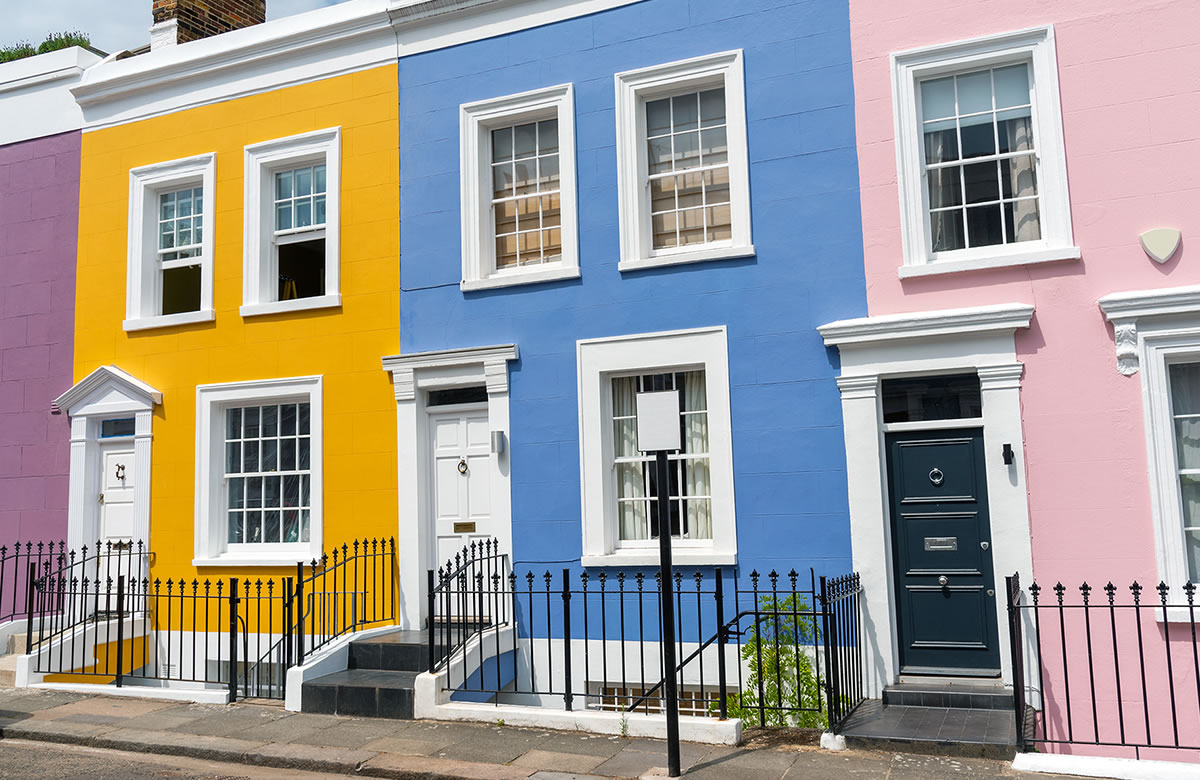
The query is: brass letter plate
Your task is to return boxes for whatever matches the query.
[453,522,477,534]
[924,536,958,551]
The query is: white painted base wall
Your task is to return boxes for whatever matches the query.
[1013,752,1200,780]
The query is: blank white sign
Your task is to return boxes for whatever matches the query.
[636,391,681,452]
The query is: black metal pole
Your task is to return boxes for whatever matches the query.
[655,449,681,778]
[562,568,573,711]
[25,562,36,656]
[228,577,238,703]
[115,575,125,688]
[427,569,436,673]
[715,568,727,720]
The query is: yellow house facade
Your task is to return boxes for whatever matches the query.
[58,6,400,585]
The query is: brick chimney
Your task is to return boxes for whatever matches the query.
[150,0,267,50]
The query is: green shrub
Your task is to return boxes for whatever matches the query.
[0,31,90,64]
[713,592,828,729]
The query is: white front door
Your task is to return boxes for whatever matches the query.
[430,408,493,569]
[99,443,136,543]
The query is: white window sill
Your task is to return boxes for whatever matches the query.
[619,244,756,273]
[582,550,737,568]
[123,309,215,332]
[898,246,1081,279]
[461,265,580,292]
[193,555,310,568]
[240,293,342,318]
[1154,606,1200,624]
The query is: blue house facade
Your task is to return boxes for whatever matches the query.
[383,0,867,634]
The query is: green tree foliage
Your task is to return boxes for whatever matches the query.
[1,31,90,64]
[715,592,828,728]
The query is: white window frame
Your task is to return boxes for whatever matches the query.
[615,50,753,272]
[1100,285,1200,598]
[891,26,1078,278]
[194,375,323,566]
[460,83,579,291]
[242,128,341,317]
[577,327,736,567]
[125,153,216,332]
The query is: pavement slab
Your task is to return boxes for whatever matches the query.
[433,726,554,765]
[511,748,607,774]
[89,726,268,761]
[245,741,379,772]
[168,702,292,737]
[361,750,533,779]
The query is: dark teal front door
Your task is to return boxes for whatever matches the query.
[886,429,1001,676]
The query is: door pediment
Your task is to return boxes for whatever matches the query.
[56,365,162,417]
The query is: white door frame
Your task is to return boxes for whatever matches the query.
[55,366,162,552]
[382,344,518,630]
[819,303,1036,695]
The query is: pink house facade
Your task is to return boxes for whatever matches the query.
[0,49,101,575]
[825,0,1200,767]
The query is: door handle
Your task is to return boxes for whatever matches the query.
[938,575,949,587]
[457,457,468,475]
[115,463,126,481]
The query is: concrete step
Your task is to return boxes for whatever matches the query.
[883,681,1012,711]
[0,653,18,687]
[348,629,428,673]
[838,700,1017,759]
[301,668,419,719]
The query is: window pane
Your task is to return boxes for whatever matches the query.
[282,511,298,544]
[244,407,260,438]
[648,136,673,175]
[262,439,278,472]
[617,462,646,500]
[928,166,963,208]
[314,195,326,226]
[262,405,278,437]
[299,403,310,434]
[538,119,558,153]
[295,199,313,228]
[513,160,536,195]
[920,76,956,121]
[225,442,241,474]
[514,123,537,158]
[278,238,326,300]
[700,127,727,165]
[539,155,560,189]
[614,419,638,457]
[677,171,703,209]
[276,202,292,231]
[280,438,296,471]
[243,440,259,472]
[227,408,242,440]
[493,163,513,199]
[699,88,725,127]
[706,206,732,242]
[956,70,993,115]
[1171,364,1200,415]
[276,171,293,200]
[672,93,699,131]
[295,167,313,197]
[246,476,262,508]
[491,127,513,162]
[997,110,1034,153]
[264,475,281,507]
[646,98,672,136]
[264,511,281,543]
[1004,199,1041,243]
[675,131,700,170]
[959,115,996,158]
[228,478,244,510]
[930,209,965,252]
[248,515,263,543]
[704,168,730,205]
[313,164,326,194]
[160,192,175,220]
[993,64,1030,109]
[177,193,192,218]
[966,203,1004,247]
[652,212,677,249]
[299,437,310,469]
[301,510,310,542]
[283,474,299,508]
[228,513,243,544]
[161,264,201,316]
[1175,419,1200,469]
[963,161,1000,204]
[882,373,982,423]
[1000,155,1038,199]
[280,404,296,435]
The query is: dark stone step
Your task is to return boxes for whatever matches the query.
[883,682,1012,711]
[349,629,429,672]
[301,668,419,719]
[838,701,1017,759]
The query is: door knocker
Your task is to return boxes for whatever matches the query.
[457,458,468,475]
[928,467,944,487]
[115,463,126,481]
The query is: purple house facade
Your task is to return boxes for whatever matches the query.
[0,48,101,554]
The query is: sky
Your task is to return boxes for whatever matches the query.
[5,0,353,55]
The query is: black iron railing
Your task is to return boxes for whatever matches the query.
[28,537,397,700]
[0,541,66,624]
[428,541,863,730]
[1008,573,1200,758]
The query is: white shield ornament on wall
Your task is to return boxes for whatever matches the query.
[1140,228,1182,265]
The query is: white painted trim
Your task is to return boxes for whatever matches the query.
[890,26,1074,272]
[57,366,161,552]
[194,376,324,565]
[382,345,518,628]
[0,47,101,145]
[614,50,753,270]
[29,682,230,704]
[576,327,736,566]
[818,302,1034,346]
[459,83,579,289]
[897,246,1080,279]
[150,19,180,51]
[126,153,217,326]
[239,293,342,318]
[1012,752,1200,780]
[243,128,341,313]
[820,307,1035,693]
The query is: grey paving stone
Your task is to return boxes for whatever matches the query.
[434,726,553,764]
[244,741,378,773]
[169,703,292,737]
[88,726,266,761]
[361,751,533,779]
[303,716,416,749]
[511,749,607,774]
[684,746,799,779]
[535,732,627,759]
[1,718,114,743]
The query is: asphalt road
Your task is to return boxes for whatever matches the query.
[0,739,353,779]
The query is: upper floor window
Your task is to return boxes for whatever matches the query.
[1168,363,1200,581]
[242,128,341,316]
[892,27,1077,278]
[460,84,579,291]
[615,50,752,271]
[125,153,216,331]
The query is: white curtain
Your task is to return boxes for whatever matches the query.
[613,377,646,541]
[1005,115,1040,241]
[682,371,712,540]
